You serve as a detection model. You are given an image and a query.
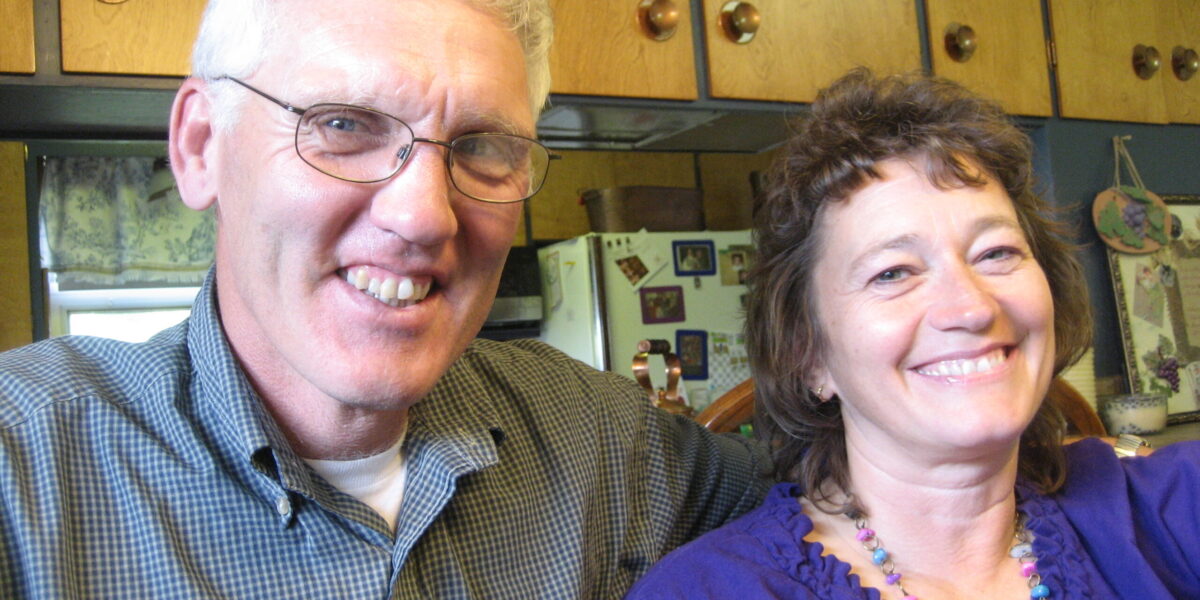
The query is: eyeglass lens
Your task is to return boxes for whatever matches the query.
[294,104,549,203]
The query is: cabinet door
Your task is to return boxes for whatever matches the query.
[0,0,36,74]
[926,0,1052,117]
[60,0,205,76]
[701,0,921,103]
[1050,0,1169,123]
[550,0,698,100]
[1159,0,1200,124]
[530,150,696,239]
[0,142,32,351]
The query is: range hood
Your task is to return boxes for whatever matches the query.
[0,84,801,153]
[538,98,800,153]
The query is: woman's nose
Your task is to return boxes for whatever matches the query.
[367,146,458,245]
[925,265,999,332]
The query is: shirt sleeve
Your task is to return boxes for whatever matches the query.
[1058,438,1200,597]
[639,403,774,552]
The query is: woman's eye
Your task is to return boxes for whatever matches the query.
[979,247,1021,262]
[873,267,909,283]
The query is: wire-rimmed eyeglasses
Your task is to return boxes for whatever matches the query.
[216,76,557,204]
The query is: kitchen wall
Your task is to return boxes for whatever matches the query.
[1034,121,1200,381]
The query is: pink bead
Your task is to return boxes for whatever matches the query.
[903,596,919,600]
[1021,562,1038,577]
[855,528,875,542]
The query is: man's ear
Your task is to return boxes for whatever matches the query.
[169,78,219,212]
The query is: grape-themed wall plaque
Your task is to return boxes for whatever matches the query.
[1107,195,1200,423]
[1093,186,1171,253]
[1093,136,1172,254]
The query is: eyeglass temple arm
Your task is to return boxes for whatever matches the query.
[217,76,306,115]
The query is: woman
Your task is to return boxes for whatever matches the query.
[626,70,1200,599]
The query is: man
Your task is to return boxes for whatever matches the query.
[0,0,769,597]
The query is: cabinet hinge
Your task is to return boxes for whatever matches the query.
[1046,39,1057,69]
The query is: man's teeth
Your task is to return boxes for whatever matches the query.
[345,268,430,307]
[916,349,1006,377]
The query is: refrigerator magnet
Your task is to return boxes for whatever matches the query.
[719,245,755,286]
[672,240,716,276]
[615,255,651,288]
[676,329,708,380]
[640,286,686,324]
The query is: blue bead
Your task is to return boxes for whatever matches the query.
[872,548,888,565]
[1031,583,1050,598]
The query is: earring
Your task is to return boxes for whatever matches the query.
[811,385,824,400]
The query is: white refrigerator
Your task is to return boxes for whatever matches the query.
[537,230,754,412]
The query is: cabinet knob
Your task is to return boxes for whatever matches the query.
[1132,44,1161,80]
[1173,46,1199,81]
[943,23,976,63]
[638,0,680,41]
[719,1,760,45]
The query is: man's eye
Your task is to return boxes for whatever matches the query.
[457,137,508,161]
[325,117,358,132]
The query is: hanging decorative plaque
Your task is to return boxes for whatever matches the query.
[1092,136,1172,254]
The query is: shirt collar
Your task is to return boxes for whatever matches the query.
[186,268,508,495]
[187,269,301,483]
[407,341,507,472]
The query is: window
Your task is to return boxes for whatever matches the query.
[33,149,213,343]
[46,273,199,342]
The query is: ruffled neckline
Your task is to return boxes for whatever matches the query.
[759,482,1100,599]
[756,484,877,599]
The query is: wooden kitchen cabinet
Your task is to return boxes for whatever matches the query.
[697,150,776,230]
[550,0,699,100]
[1158,0,1200,124]
[925,0,1052,117]
[1050,0,1200,124]
[1,0,36,74]
[530,150,696,239]
[60,0,205,76]
[0,142,33,352]
[528,148,776,240]
[700,0,921,103]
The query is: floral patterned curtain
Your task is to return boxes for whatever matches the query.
[39,156,215,289]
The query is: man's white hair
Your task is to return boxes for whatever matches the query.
[190,0,553,130]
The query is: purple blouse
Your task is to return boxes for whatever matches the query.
[625,438,1200,599]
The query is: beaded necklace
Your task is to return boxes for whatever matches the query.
[847,511,1050,600]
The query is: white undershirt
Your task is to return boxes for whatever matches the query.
[304,427,408,532]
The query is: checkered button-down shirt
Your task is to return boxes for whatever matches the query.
[0,271,771,599]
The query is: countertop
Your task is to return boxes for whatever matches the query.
[1144,422,1200,448]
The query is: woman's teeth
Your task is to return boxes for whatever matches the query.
[345,267,430,307]
[916,349,1007,377]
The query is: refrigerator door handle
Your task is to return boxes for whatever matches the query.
[588,234,610,372]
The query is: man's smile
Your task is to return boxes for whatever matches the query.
[342,266,433,307]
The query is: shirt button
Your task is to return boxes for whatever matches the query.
[275,496,291,516]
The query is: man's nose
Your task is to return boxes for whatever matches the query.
[368,144,458,245]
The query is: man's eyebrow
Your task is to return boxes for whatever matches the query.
[453,108,530,137]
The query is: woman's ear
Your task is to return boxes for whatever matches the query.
[808,365,837,402]
[169,78,219,212]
